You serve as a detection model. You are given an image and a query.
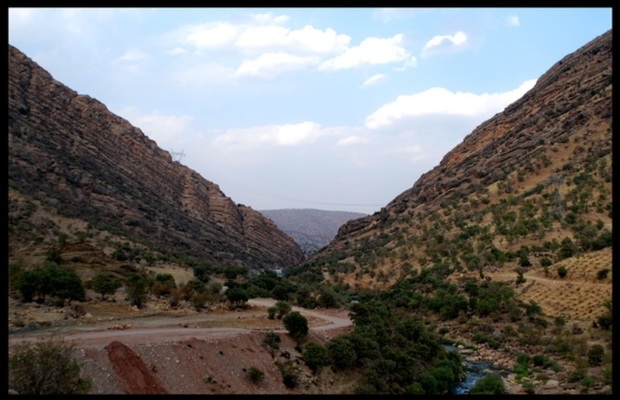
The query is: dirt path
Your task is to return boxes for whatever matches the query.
[8,298,352,348]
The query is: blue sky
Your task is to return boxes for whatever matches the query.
[9,8,612,214]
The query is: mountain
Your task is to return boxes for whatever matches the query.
[303,29,612,290]
[8,44,304,272]
[259,209,368,256]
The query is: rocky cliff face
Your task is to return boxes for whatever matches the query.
[8,44,304,271]
[308,30,612,288]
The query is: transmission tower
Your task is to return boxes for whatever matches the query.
[170,149,185,162]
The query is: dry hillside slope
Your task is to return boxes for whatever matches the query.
[8,44,304,272]
[308,29,612,294]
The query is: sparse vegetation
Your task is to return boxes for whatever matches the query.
[9,336,92,394]
[469,373,507,395]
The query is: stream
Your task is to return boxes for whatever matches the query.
[444,345,503,395]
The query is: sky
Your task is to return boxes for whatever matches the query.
[8,8,612,215]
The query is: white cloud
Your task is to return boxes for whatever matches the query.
[172,62,235,86]
[236,24,350,55]
[251,12,290,25]
[507,15,520,27]
[234,52,319,79]
[118,50,147,62]
[364,79,537,130]
[372,8,418,22]
[184,22,238,49]
[384,144,424,161]
[362,74,387,88]
[319,34,410,71]
[116,107,194,148]
[213,121,326,150]
[336,135,368,146]
[421,31,468,58]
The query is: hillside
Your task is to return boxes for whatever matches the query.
[304,29,612,295]
[259,209,367,256]
[8,44,304,273]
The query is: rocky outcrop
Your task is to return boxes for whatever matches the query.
[8,44,304,271]
[311,29,612,279]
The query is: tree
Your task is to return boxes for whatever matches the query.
[283,311,308,343]
[15,268,50,302]
[225,287,249,307]
[15,264,85,305]
[192,264,211,283]
[49,266,85,305]
[125,273,148,308]
[274,300,292,319]
[326,336,357,370]
[302,342,331,372]
[90,272,121,300]
[9,337,92,394]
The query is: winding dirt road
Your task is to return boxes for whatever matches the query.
[8,298,353,348]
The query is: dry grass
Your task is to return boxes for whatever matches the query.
[485,247,611,323]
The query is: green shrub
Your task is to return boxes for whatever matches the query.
[557,266,568,278]
[469,373,507,394]
[247,366,265,383]
[276,360,300,388]
[283,311,308,342]
[587,344,605,366]
[302,342,331,372]
[9,337,92,394]
[596,269,610,280]
[568,368,587,383]
[264,331,281,351]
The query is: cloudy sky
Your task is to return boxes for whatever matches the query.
[9,8,611,214]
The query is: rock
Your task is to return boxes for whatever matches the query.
[9,43,305,272]
[543,379,559,389]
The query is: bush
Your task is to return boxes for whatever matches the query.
[469,373,507,394]
[264,331,281,351]
[276,360,300,388]
[326,336,357,370]
[596,269,610,280]
[125,273,148,308]
[283,311,308,342]
[302,342,331,372]
[247,366,265,383]
[557,266,568,278]
[274,301,292,319]
[225,287,249,307]
[9,337,92,394]
[540,257,552,267]
[587,344,605,366]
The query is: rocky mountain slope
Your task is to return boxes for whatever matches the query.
[8,44,304,272]
[259,209,367,256]
[304,29,612,290]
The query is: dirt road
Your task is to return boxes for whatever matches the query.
[8,298,353,348]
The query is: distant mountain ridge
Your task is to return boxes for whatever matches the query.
[259,209,367,256]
